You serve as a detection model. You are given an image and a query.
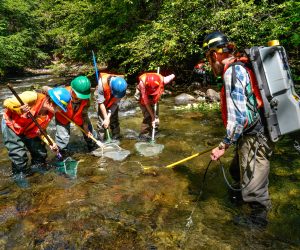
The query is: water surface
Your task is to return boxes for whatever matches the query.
[0,76,299,249]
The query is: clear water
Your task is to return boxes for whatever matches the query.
[0,76,299,249]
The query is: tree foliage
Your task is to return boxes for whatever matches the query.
[0,0,299,81]
[0,0,48,75]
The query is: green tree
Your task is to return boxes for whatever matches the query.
[0,0,47,76]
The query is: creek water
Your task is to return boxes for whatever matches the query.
[0,75,299,249]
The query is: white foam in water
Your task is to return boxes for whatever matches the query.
[134,142,164,157]
[103,149,131,161]
[91,144,130,161]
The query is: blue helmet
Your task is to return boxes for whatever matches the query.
[48,87,71,112]
[110,77,127,98]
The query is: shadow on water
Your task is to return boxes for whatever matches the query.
[0,76,299,249]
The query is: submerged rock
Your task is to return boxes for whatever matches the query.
[206,89,220,102]
[119,97,137,112]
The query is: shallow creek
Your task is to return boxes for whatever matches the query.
[0,75,299,249]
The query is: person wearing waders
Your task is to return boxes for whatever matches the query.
[94,73,128,142]
[43,76,98,156]
[134,72,175,140]
[203,31,274,228]
[2,87,71,188]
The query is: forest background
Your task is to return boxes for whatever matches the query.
[0,0,299,84]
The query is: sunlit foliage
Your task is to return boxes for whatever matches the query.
[0,0,298,79]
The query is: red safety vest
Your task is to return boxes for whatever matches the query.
[100,73,118,108]
[138,73,164,105]
[55,86,89,126]
[220,57,263,128]
[3,93,53,138]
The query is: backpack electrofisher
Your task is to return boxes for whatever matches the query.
[248,45,300,142]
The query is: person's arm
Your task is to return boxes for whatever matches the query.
[163,74,175,85]
[145,103,155,121]
[99,103,111,128]
[211,65,248,160]
[95,79,110,127]
[139,80,155,122]
[223,65,248,144]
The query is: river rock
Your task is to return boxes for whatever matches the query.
[119,97,137,111]
[196,96,206,102]
[206,89,220,102]
[193,90,206,97]
[174,93,196,105]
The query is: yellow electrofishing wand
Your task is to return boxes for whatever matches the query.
[165,147,215,168]
[143,146,216,170]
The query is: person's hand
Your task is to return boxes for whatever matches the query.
[102,117,110,129]
[152,117,159,128]
[50,143,59,153]
[20,104,30,115]
[210,146,225,161]
[86,131,93,138]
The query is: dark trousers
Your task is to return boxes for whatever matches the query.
[2,118,47,175]
[139,103,159,136]
[55,119,97,151]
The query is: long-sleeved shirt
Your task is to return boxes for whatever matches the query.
[223,64,249,144]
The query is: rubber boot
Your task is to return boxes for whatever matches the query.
[13,172,29,189]
[233,205,268,229]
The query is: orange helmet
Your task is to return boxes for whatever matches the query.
[145,74,161,95]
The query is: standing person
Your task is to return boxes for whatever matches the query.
[94,73,127,142]
[43,76,98,155]
[203,31,274,228]
[135,72,175,140]
[2,87,71,187]
[193,60,209,86]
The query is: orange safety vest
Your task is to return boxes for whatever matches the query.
[138,73,164,105]
[220,57,263,128]
[100,73,118,108]
[55,86,89,126]
[3,93,53,138]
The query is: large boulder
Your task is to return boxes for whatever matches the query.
[174,93,196,105]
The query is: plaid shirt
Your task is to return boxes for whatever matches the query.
[223,64,250,144]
